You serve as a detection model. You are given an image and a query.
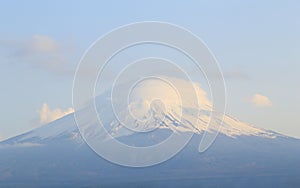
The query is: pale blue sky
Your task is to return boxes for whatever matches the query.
[0,0,299,140]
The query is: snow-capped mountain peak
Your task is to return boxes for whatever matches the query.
[95,77,278,140]
[3,77,279,145]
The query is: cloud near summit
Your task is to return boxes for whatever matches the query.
[37,103,74,125]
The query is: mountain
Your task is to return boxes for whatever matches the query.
[1,78,300,187]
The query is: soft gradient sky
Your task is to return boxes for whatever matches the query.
[0,0,299,140]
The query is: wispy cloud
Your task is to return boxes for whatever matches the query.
[251,94,272,107]
[210,69,250,81]
[27,35,60,53]
[223,70,250,80]
[0,142,42,148]
[0,133,3,142]
[1,35,74,75]
[37,103,74,125]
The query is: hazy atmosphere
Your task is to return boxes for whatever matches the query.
[1,1,299,140]
[1,1,300,187]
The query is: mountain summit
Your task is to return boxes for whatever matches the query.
[1,78,300,187]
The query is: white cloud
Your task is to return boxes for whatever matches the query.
[0,133,3,141]
[37,103,74,125]
[251,94,272,107]
[22,35,68,73]
[1,35,73,75]
[28,35,60,53]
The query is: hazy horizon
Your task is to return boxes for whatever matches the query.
[1,1,299,141]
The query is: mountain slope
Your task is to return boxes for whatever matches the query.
[1,78,300,187]
[1,111,300,187]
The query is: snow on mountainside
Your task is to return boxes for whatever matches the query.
[1,114,80,146]
[94,77,279,141]
[2,77,280,146]
[0,77,299,187]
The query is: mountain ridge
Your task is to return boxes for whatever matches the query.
[1,111,300,187]
[1,77,300,187]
